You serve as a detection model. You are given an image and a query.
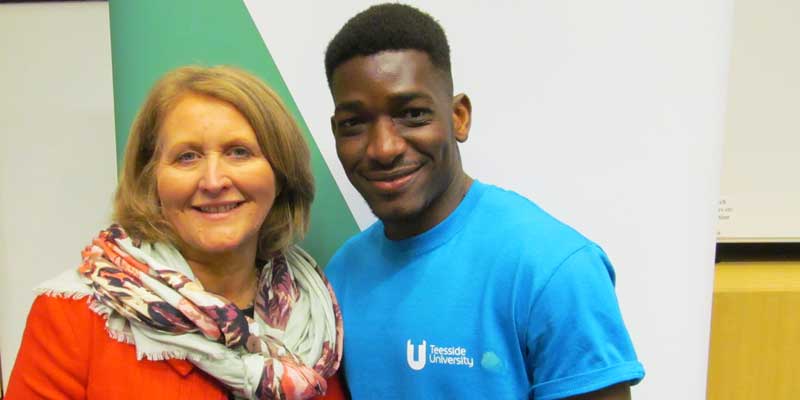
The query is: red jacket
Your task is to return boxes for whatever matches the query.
[7,295,345,399]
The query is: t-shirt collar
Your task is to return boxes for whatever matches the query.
[376,180,488,255]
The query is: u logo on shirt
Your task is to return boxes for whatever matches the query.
[406,339,427,371]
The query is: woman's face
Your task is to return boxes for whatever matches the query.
[156,93,277,259]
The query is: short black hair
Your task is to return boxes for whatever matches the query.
[324,3,452,87]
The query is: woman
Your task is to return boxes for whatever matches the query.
[7,66,344,399]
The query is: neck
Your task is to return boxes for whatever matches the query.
[183,245,260,309]
[384,172,473,240]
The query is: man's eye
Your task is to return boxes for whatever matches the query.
[335,117,367,137]
[228,146,252,158]
[338,117,362,129]
[404,109,426,118]
[176,152,199,163]
[399,108,431,124]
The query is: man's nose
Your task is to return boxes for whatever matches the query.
[198,154,232,194]
[366,116,407,166]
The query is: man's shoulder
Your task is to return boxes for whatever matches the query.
[472,181,591,248]
[324,222,381,278]
[334,221,381,253]
[474,181,552,218]
[462,181,604,277]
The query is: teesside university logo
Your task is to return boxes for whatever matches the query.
[406,340,475,370]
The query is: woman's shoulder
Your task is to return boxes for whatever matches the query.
[13,294,232,399]
[26,292,98,334]
[6,292,100,398]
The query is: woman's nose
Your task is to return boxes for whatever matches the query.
[198,155,232,194]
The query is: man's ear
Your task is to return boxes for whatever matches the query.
[452,93,472,143]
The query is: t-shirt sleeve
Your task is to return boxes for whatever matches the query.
[525,244,645,400]
[6,295,91,399]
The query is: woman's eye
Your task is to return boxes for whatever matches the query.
[176,152,199,163]
[228,146,252,158]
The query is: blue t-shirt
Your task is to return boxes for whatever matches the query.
[326,181,644,399]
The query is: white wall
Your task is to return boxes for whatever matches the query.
[0,3,117,388]
[245,1,732,398]
[717,0,800,242]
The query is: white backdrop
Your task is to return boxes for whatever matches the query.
[244,1,732,398]
[0,3,117,388]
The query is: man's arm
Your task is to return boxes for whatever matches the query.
[523,244,644,399]
[566,383,632,400]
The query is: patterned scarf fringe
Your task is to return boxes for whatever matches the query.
[33,287,91,301]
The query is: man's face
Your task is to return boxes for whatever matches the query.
[330,50,470,237]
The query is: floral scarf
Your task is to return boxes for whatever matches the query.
[45,225,342,400]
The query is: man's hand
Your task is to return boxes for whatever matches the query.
[564,383,631,400]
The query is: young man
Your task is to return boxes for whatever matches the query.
[323,4,644,399]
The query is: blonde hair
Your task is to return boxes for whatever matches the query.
[114,65,314,257]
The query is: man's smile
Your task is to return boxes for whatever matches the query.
[360,164,423,193]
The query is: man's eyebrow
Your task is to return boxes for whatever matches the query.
[334,92,434,114]
[389,92,434,106]
[334,100,363,114]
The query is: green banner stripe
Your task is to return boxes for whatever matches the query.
[108,0,358,266]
